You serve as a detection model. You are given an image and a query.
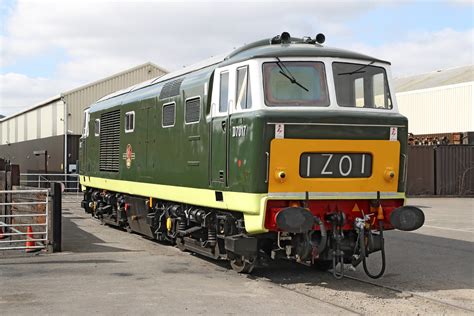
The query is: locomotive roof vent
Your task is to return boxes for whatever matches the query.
[270,32,326,45]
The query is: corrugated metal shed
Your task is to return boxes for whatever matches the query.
[64,62,167,134]
[394,65,474,93]
[0,62,168,145]
[394,65,474,134]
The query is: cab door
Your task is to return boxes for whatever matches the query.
[210,71,231,187]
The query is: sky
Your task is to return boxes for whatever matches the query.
[0,0,473,117]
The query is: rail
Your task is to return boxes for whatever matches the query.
[0,189,49,251]
[20,173,80,193]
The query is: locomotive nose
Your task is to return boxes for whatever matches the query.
[275,207,314,233]
[390,206,425,231]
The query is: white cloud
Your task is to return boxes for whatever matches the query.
[0,0,473,116]
[1,0,380,116]
[0,72,71,115]
[349,28,474,77]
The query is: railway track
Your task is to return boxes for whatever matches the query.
[342,274,474,314]
[264,271,474,315]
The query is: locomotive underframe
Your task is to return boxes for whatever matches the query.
[81,186,394,275]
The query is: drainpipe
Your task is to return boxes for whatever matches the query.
[61,95,67,176]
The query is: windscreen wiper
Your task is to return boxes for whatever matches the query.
[275,57,309,92]
[338,60,375,76]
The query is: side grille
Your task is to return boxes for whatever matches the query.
[99,110,120,172]
[162,103,175,127]
[159,78,184,99]
[185,98,200,123]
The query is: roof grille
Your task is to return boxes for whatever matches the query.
[99,110,120,172]
[185,98,200,123]
[159,78,184,99]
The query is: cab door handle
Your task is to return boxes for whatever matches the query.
[221,120,226,132]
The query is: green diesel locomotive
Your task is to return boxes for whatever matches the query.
[80,32,424,277]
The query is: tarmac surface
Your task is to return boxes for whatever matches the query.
[1,195,473,315]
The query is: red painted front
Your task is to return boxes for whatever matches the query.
[265,199,404,231]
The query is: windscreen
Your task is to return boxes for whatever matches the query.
[263,62,329,107]
[332,62,393,109]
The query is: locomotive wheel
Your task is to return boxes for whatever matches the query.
[175,238,187,252]
[312,260,333,271]
[230,256,256,274]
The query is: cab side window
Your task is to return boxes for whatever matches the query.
[236,66,252,109]
[94,119,100,136]
[125,111,135,133]
[219,72,229,113]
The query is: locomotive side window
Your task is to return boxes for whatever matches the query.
[332,62,393,109]
[125,111,135,133]
[94,119,100,136]
[162,102,176,127]
[236,66,252,109]
[82,109,90,137]
[263,61,329,107]
[219,72,229,113]
[185,97,201,124]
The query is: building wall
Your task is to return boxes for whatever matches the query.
[0,135,65,173]
[397,82,473,134]
[0,99,65,146]
[65,64,167,135]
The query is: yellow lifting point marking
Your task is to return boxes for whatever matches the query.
[166,217,172,232]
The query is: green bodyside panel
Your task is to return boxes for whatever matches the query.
[210,116,227,188]
[84,66,216,191]
[227,113,266,193]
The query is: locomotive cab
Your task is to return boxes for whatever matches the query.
[208,34,424,276]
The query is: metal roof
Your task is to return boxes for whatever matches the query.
[220,42,388,67]
[0,94,61,122]
[0,62,167,122]
[97,54,227,102]
[96,37,387,104]
[63,62,168,96]
[394,65,474,93]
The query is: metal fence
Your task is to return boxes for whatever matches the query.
[0,189,49,251]
[407,145,474,196]
[20,173,80,192]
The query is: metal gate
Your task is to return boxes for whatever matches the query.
[20,173,80,192]
[0,189,49,252]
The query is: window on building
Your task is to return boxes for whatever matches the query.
[236,66,252,109]
[125,111,135,133]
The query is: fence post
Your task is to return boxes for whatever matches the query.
[50,182,62,252]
